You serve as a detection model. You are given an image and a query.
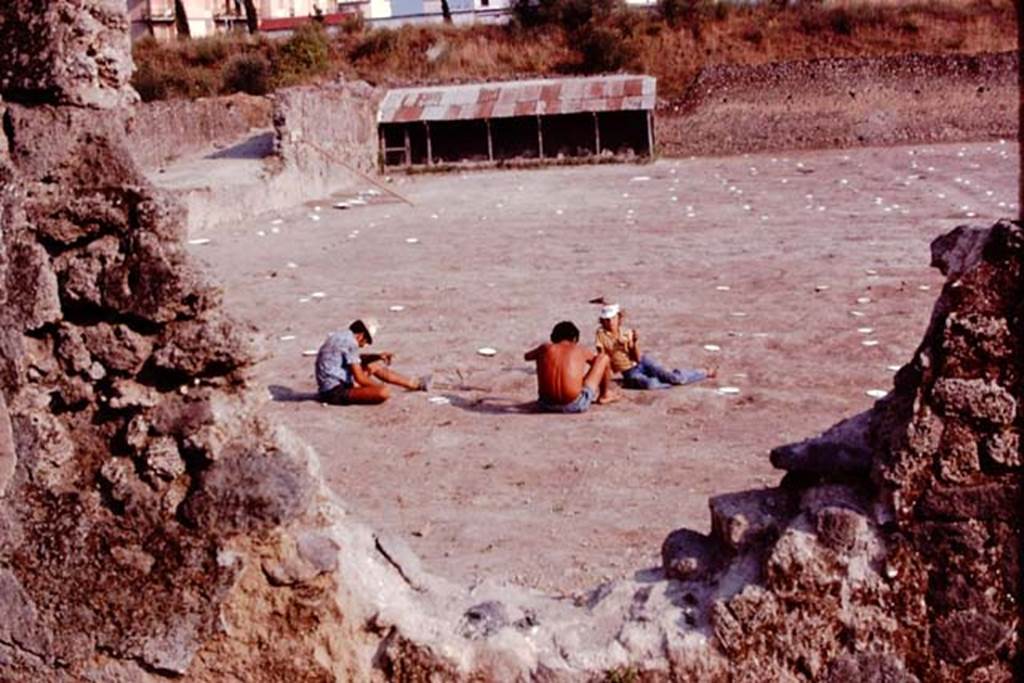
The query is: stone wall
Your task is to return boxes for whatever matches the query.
[657,51,1018,157]
[125,93,273,169]
[273,80,382,183]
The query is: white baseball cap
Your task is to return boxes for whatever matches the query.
[354,317,380,344]
[599,304,621,319]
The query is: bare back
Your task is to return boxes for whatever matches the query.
[530,342,594,405]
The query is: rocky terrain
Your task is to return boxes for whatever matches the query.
[0,1,1021,680]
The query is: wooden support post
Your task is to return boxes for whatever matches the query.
[646,110,655,158]
[425,121,433,165]
[593,112,601,156]
[403,126,412,167]
[485,119,494,161]
[537,115,544,159]
[378,125,386,171]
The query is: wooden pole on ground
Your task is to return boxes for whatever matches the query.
[302,140,415,207]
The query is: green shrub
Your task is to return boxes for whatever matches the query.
[131,61,169,102]
[576,22,639,73]
[659,0,727,28]
[190,36,231,65]
[829,8,853,36]
[512,0,622,32]
[274,23,330,81]
[349,28,398,62]
[222,53,272,95]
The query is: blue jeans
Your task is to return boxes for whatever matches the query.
[538,386,596,414]
[621,355,706,390]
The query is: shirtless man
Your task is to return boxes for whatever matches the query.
[315,318,429,405]
[524,321,618,413]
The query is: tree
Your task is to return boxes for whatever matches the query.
[174,0,191,39]
[242,0,259,34]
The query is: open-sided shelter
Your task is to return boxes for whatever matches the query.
[378,75,657,169]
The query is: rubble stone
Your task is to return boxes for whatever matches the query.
[709,487,792,551]
[931,378,1017,427]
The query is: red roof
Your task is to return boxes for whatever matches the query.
[379,75,657,124]
[259,11,357,32]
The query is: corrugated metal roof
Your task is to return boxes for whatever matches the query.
[378,75,656,124]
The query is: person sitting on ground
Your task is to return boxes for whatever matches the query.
[595,304,715,390]
[524,320,619,413]
[315,317,429,405]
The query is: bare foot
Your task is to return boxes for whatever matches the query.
[597,391,622,405]
[706,367,718,379]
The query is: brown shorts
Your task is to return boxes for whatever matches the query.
[319,385,353,405]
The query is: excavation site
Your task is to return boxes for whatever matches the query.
[0,1,1021,681]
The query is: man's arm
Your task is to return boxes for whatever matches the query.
[360,351,393,366]
[524,344,545,361]
[628,329,641,363]
[350,362,378,387]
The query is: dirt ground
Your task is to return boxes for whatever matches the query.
[186,139,1018,596]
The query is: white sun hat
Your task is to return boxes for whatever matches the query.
[599,303,621,319]
[354,317,380,344]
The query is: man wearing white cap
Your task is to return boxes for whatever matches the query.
[596,304,713,390]
[314,318,429,405]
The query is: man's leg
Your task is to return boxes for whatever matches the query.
[585,353,620,404]
[322,384,390,405]
[641,355,709,387]
[365,361,428,391]
[623,361,669,390]
[345,384,390,404]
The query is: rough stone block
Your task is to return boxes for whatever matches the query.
[770,410,873,476]
[143,437,185,483]
[0,0,136,108]
[918,480,1021,521]
[815,506,869,552]
[942,313,1013,364]
[824,652,918,683]
[459,601,510,640]
[931,378,1016,427]
[711,585,780,655]
[931,225,989,278]
[82,323,153,376]
[152,312,259,378]
[799,484,868,517]
[662,528,719,581]
[6,240,61,332]
[933,609,1012,666]
[982,429,1020,468]
[765,524,838,596]
[935,421,981,484]
[181,447,312,537]
[710,488,792,551]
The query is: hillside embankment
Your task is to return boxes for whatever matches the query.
[657,51,1018,157]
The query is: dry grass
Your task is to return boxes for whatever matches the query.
[132,0,1017,102]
